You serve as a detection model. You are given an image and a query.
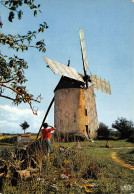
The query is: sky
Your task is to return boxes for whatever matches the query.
[0,0,134,134]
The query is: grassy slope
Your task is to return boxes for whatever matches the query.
[53,140,134,193]
[118,149,134,166]
[0,139,134,193]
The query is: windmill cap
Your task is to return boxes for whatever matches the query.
[54,76,85,92]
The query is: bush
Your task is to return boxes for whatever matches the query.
[97,123,110,140]
[112,117,134,139]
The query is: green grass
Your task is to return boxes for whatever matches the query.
[85,139,133,148]
[53,140,134,193]
[57,139,134,149]
[0,139,134,193]
[0,135,40,141]
[83,148,134,193]
[118,149,134,166]
[0,135,15,140]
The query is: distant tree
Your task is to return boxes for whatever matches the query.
[112,117,134,139]
[20,121,29,134]
[97,122,110,140]
[0,0,48,114]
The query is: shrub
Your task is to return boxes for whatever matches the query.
[82,162,99,179]
[97,122,110,140]
[112,117,134,139]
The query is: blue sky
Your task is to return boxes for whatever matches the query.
[0,0,134,133]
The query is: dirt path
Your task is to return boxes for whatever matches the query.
[111,152,134,170]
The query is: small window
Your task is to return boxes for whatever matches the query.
[86,125,88,135]
[85,109,88,116]
[74,113,76,122]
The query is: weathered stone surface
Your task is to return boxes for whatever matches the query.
[54,85,98,139]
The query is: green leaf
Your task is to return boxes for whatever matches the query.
[8,12,15,22]
[10,6,16,11]
[42,48,46,52]
[34,10,37,17]
[36,41,40,45]
[18,10,23,20]
[5,1,8,6]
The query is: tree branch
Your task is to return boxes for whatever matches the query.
[0,82,23,96]
[0,77,17,84]
[0,83,41,115]
[0,94,15,101]
[0,2,10,9]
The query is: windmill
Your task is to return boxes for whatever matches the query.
[41,29,111,140]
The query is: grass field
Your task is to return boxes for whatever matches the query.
[118,149,134,166]
[56,139,133,149]
[0,138,133,193]
[0,135,16,140]
[54,140,134,193]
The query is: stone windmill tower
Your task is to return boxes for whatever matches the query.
[43,29,111,140]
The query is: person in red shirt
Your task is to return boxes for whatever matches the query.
[41,123,56,156]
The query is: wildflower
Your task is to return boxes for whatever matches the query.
[85,189,92,193]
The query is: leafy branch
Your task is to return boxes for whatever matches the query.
[0,22,48,52]
[0,54,42,115]
[0,1,48,115]
[0,0,41,22]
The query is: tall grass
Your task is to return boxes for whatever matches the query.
[0,139,134,193]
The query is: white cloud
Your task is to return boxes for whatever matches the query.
[0,105,45,134]
[0,120,7,126]
[0,105,33,121]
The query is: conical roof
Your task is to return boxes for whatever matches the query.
[54,76,85,92]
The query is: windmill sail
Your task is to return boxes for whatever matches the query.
[79,29,88,73]
[43,57,84,83]
[91,75,111,94]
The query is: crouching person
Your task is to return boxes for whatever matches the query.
[41,123,56,157]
